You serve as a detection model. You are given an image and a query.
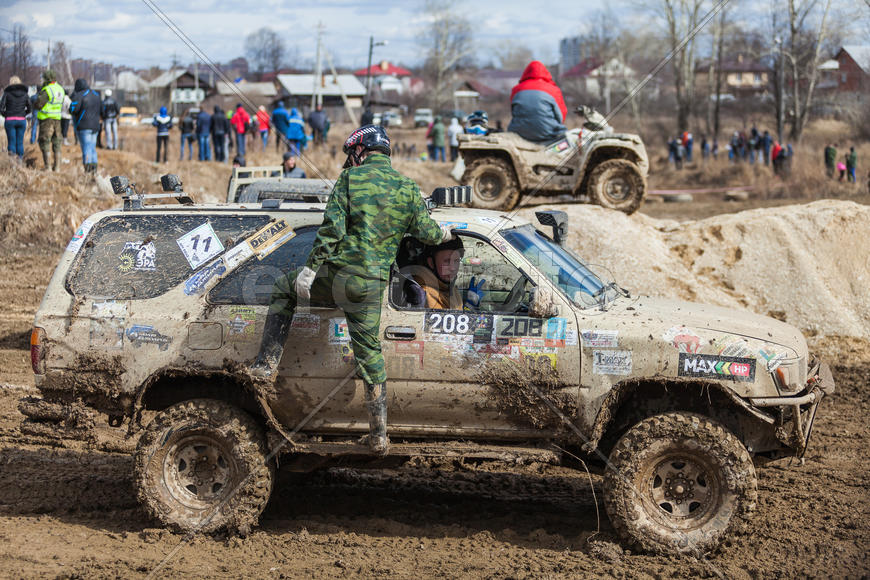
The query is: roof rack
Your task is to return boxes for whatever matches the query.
[111,174,195,210]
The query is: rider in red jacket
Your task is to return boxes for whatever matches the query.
[507,61,567,143]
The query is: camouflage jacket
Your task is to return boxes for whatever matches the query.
[305,153,443,280]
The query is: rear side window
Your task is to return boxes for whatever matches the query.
[67,215,271,299]
[209,226,318,305]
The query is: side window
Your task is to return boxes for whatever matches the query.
[209,226,318,305]
[391,234,531,314]
[67,215,270,300]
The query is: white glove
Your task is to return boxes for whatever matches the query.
[294,266,316,300]
[440,224,455,242]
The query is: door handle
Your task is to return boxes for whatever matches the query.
[385,326,417,341]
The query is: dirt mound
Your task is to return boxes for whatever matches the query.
[520,199,870,338]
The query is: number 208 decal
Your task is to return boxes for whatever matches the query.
[497,317,543,337]
[424,312,472,334]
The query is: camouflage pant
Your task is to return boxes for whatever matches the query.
[38,118,62,153]
[271,265,387,384]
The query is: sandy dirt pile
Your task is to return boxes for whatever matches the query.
[520,199,870,338]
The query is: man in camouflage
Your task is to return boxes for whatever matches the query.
[250,124,453,454]
[35,70,66,171]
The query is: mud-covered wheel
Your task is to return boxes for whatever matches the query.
[134,399,274,534]
[463,157,521,210]
[586,158,646,214]
[603,412,757,555]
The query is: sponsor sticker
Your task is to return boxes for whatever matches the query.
[290,312,320,335]
[593,349,632,375]
[663,325,703,354]
[227,306,257,339]
[438,221,468,230]
[329,318,350,344]
[758,346,787,371]
[118,241,156,273]
[476,216,501,226]
[395,340,424,369]
[246,219,296,260]
[713,336,755,359]
[340,343,355,364]
[126,324,172,350]
[565,329,578,346]
[183,260,226,295]
[546,318,568,347]
[581,329,619,348]
[223,242,254,271]
[66,219,94,254]
[177,222,224,270]
[678,353,756,382]
[495,316,544,338]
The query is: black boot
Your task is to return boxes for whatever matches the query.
[363,382,389,455]
[249,313,291,379]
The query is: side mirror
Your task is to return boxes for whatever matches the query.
[160,174,183,192]
[529,286,560,319]
[535,210,569,245]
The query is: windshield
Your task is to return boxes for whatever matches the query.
[501,225,607,307]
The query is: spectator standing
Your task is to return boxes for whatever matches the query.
[712,138,719,159]
[60,93,72,145]
[682,131,693,163]
[69,78,102,173]
[256,105,270,151]
[447,117,462,161]
[211,106,229,163]
[152,106,172,163]
[700,135,709,160]
[762,131,772,165]
[823,143,837,177]
[771,141,783,175]
[360,106,374,126]
[195,107,212,161]
[0,75,32,160]
[29,93,39,145]
[837,160,846,181]
[748,126,759,164]
[308,104,328,146]
[230,103,250,159]
[430,116,446,162]
[35,70,66,171]
[425,121,435,160]
[179,110,195,160]
[846,147,857,183]
[286,107,306,155]
[101,89,119,150]
[282,151,306,178]
[270,101,291,152]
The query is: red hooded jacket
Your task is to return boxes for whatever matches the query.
[510,61,567,123]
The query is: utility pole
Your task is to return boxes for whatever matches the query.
[312,22,324,110]
[364,36,387,109]
[46,39,51,71]
[775,36,784,143]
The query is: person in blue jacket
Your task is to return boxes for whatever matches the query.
[270,101,291,152]
[152,106,173,163]
[69,78,102,173]
[195,107,212,161]
[286,107,306,155]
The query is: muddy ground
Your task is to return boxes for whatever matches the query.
[0,243,868,578]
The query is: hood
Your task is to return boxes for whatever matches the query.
[74,78,89,92]
[159,106,168,116]
[213,106,222,115]
[276,101,284,109]
[289,107,300,116]
[622,296,808,358]
[4,83,27,95]
[520,60,555,84]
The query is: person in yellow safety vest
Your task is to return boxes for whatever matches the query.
[34,70,66,171]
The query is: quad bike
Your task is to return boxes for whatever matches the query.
[456,106,649,214]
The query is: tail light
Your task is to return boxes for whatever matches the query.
[30,327,46,374]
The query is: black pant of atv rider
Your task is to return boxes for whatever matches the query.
[250,266,389,454]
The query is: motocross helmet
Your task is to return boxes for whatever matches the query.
[423,237,465,284]
[342,124,391,168]
[467,110,489,126]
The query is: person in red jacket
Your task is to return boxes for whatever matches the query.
[230,103,251,159]
[507,61,567,143]
[255,105,270,152]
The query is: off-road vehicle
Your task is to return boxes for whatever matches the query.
[23,174,832,555]
[458,106,649,213]
[225,165,334,204]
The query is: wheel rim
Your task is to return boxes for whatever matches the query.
[476,171,504,201]
[163,434,237,510]
[602,173,632,203]
[644,454,720,530]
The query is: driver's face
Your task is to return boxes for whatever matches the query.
[431,249,461,283]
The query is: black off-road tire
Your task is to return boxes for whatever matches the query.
[603,412,757,556]
[463,157,522,210]
[586,158,646,214]
[134,399,274,534]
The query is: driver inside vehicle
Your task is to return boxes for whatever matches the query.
[412,237,486,311]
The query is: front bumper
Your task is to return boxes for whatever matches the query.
[749,360,834,457]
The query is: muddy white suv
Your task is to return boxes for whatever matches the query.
[24,174,833,555]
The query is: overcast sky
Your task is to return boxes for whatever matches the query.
[1,0,642,70]
[1,0,867,71]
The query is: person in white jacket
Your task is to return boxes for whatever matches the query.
[447,117,463,162]
[60,94,72,146]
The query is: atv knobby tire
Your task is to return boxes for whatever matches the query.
[603,412,757,555]
[464,157,521,210]
[586,158,646,214]
[134,399,274,534]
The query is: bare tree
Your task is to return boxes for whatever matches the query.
[419,0,474,111]
[493,41,533,70]
[50,41,73,86]
[784,0,832,141]
[583,9,622,111]
[659,0,705,132]
[10,24,33,82]
[703,3,729,139]
[244,27,286,80]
